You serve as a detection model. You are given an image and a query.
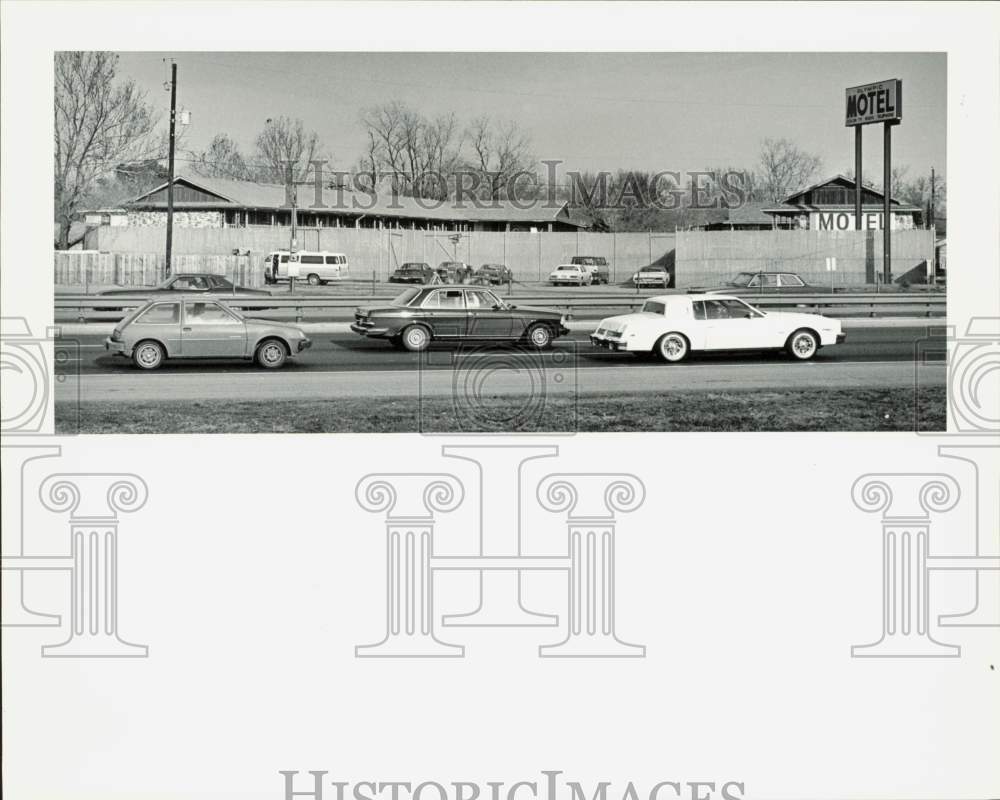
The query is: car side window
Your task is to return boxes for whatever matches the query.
[466,290,498,309]
[137,303,180,324]
[325,256,337,264]
[779,274,804,287]
[184,302,239,325]
[692,301,706,321]
[423,290,464,309]
[761,274,779,287]
[703,300,737,320]
[746,274,761,288]
[718,299,755,318]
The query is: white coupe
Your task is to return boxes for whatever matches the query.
[589,294,846,362]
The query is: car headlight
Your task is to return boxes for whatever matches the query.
[110,328,122,342]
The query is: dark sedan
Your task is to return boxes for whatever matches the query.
[474,264,513,285]
[688,271,833,294]
[97,273,271,298]
[388,262,436,284]
[351,286,570,351]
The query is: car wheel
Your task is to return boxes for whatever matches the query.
[787,329,819,361]
[132,340,165,370]
[525,323,553,350]
[401,324,431,352]
[654,332,689,363]
[306,273,321,286]
[256,338,288,368]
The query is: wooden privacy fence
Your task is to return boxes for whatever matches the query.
[64,227,935,287]
[676,229,936,287]
[54,252,263,288]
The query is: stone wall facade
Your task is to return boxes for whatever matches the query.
[126,210,224,228]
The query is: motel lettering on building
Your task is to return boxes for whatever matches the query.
[762,175,922,231]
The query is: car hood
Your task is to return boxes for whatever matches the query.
[243,318,305,335]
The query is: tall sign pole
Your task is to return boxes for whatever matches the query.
[882,121,892,283]
[854,126,862,229]
[165,61,177,278]
[846,79,902,285]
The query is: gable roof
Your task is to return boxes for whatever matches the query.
[128,174,587,226]
[779,173,919,210]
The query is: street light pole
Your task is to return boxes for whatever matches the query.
[165,61,177,278]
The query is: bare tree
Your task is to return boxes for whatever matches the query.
[54,52,157,248]
[253,116,325,184]
[359,101,462,199]
[191,133,251,180]
[756,138,823,203]
[467,115,534,201]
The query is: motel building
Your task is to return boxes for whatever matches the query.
[762,174,923,231]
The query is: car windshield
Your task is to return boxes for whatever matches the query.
[727,272,756,287]
[641,301,667,314]
[391,289,421,306]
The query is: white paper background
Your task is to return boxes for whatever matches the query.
[2,3,998,799]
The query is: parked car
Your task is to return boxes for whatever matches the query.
[632,265,671,289]
[688,271,825,294]
[589,293,845,362]
[98,273,271,298]
[436,261,472,283]
[104,296,311,370]
[351,286,571,352]
[388,262,436,284]
[264,250,349,285]
[474,263,513,285]
[548,264,593,286]
[570,256,611,285]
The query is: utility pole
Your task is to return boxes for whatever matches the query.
[929,167,936,230]
[288,164,298,293]
[882,121,892,284]
[165,61,177,278]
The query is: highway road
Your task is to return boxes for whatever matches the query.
[54,325,945,403]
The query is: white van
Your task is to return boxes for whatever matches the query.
[264,251,349,286]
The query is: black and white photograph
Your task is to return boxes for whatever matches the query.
[2,4,998,800]
[49,50,948,432]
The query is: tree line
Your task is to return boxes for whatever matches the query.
[54,52,947,247]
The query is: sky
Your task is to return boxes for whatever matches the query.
[115,51,946,185]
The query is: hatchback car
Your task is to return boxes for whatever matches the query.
[351,286,570,351]
[104,296,311,370]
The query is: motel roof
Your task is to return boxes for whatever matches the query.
[127,174,589,228]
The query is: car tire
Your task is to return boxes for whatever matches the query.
[306,273,321,287]
[256,338,288,369]
[654,332,689,363]
[401,324,431,352]
[132,340,165,370]
[786,328,819,361]
[525,323,553,350]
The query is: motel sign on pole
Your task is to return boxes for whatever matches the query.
[846,79,902,284]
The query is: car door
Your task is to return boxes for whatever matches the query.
[702,299,772,350]
[130,301,183,355]
[465,289,514,338]
[419,289,468,338]
[181,300,247,357]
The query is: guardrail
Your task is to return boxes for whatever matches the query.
[54,292,946,324]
